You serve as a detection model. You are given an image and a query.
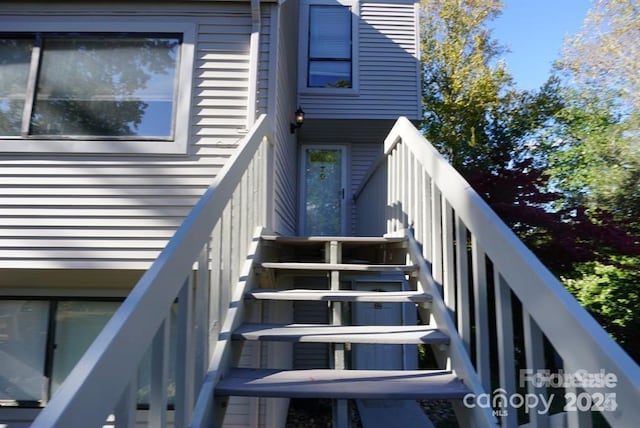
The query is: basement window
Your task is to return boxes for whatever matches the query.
[0,21,194,154]
[0,298,177,408]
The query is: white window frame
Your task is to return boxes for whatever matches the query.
[0,18,195,155]
[298,0,359,96]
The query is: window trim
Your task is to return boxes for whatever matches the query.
[0,19,195,155]
[298,0,359,96]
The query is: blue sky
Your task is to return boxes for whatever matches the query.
[490,0,592,90]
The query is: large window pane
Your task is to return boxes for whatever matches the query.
[0,300,49,403]
[0,38,33,136]
[30,36,179,137]
[50,301,120,395]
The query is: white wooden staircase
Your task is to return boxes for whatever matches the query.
[212,234,474,427]
[31,116,640,428]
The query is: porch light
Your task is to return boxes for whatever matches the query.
[290,107,305,133]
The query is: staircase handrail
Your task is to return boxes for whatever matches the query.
[31,114,272,428]
[357,116,640,427]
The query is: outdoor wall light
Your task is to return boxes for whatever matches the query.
[290,107,305,134]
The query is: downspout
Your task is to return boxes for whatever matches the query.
[247,0,261,128]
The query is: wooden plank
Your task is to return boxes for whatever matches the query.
[246,289,431,303]
[259,262,417,273]
[215,368,469,400]
[260,235,406,244]
[233,323,449,345]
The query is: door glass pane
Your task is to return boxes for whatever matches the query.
[304,148,343,236]
[50,301,120,395]
[30,36,179,137]
[0,300,49,402]
[0,38,33,136]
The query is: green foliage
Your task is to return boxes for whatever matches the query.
[563,257,640,359]
[420,0,640,361]
[419,0,564,174]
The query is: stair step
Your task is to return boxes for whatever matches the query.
[215,368,469,399]
[259,262,417,273]
[233,323,449,345]
[261,235,406,244]
[246,289,432,303]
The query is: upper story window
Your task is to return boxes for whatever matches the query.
[0,20,194,154]
[308,6,352,88]
[300,0,358,94]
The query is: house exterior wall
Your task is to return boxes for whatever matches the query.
[298,0,420,120]
[0,1,421,425]
[0,1,272,271]
[269,0,300,235]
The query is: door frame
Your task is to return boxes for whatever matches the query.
[298,144,349,236]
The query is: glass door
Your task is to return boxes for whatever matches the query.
[300,146,347,236]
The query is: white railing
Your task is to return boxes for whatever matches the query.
[31,115,273,428]
[355,117,640,427]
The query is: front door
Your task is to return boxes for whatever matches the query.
[299,146,347,236]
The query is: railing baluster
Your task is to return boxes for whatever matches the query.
[221,203,233,320]
[494,270,518,427]
[408,153,424,239]
[149,318,170,427]
[209,221,222,362]
[241,163,250,258]
[455,217,471,351]
[114,380,137,428]
[194,244,210,390]
[523,310,549,428]
[564,363,593,428]
[472,236,491,392]
[421,170,432,262]
[431,183,443,287]
[443,200,456,319]
[176,277,195,427]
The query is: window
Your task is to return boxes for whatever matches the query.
[300,0,358,93]
[0,21,194,154]
[308,6,352,88]
[1,34,179,138]
[0,298,176,408]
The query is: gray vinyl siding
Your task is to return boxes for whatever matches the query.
[350,144,382,235]
[0,2,269,270]
[299,0,420,120]
[270,0,300,235]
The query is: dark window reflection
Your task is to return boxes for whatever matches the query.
[30,36,179,137]
[0,38,33,136]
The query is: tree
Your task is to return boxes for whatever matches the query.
[541,0,640,355]
[552,0,640,234]
[559,0,640,112]
[420,0,640,360]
